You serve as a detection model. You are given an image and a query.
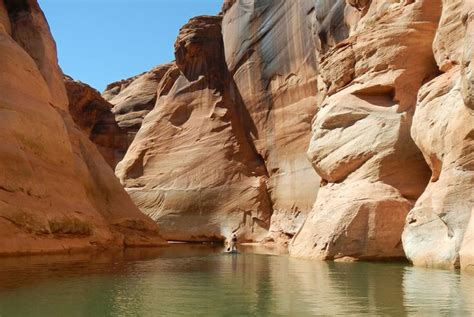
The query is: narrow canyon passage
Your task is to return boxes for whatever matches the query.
[0,0,473,315]
[0,0,473,271]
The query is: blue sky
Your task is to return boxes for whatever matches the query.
[39,0,222,91]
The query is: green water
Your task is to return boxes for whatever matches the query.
[0,244,472,316]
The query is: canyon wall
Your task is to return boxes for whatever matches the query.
[0,0,164,255]
[106,0,473,268]
[291,0,438,260]
[402,0,474,269]
[65,76,129,168]
[102,63,177,153]
[287,0,473,268]
[5,0,471,268]
[221,0,350,243]
[114,1,335,243]
[115,16,273,242]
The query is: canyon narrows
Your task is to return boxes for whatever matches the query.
[0,0,473,271]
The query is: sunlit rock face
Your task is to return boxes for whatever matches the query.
[115,16,272,242]
[114,0,340,243]
[67,64,178,169]
[0,0,164,255]
[290,0,439,260]
[102,0,472,263]
[64,76,129,168]
[221,0,346,243]
[403,0,474,270]
[102,63,176,135]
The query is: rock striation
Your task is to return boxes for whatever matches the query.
[114,1,335,243]
[7,0,471,267]
[102,63,177,134]
[116,16,273,242]
[108,0,473,266]
[0,0,164,255]
[221,0,332,243]
[64,76,129,168]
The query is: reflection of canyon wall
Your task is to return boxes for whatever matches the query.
[403,265,474,314]
[0,0,164,255]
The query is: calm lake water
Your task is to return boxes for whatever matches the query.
[0,244,472,316]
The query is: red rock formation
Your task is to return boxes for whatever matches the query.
[52,0,472,268]
[102,63,177,133]
[64,76,129,168]
[221,0,340,243]
[0,0,164,255]
[115,16,272,242]
[114,1,348,244]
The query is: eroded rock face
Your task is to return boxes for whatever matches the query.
[460,208,474,272]
[0,0,164,255]
[221,0,341,243]
[290,0,439,260]
[402,1,474,270]
[115,1,343,244]
[102,0,472,264]
[116,16,272,242]
[460,2,474,272]
[65,76,129,168]
[102,63,177,133]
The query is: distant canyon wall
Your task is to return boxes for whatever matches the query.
[0,0,164,256]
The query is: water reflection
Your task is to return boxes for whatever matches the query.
[0,245,471,316]
[403,266,474,315]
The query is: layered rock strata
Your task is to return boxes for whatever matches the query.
[65,0,472,268]
[102,63,177,135]
[221,0,339,243]
[116,16,273,241]
[0,0,164,255]
[64,76,128,168]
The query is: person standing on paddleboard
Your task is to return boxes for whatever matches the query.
[228,233,238,252]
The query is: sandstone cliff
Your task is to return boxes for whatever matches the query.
[64,76,129,168]
[115,16,273,242]
[287,0,473,269]
[291,0,438,260]
[8,0,469,269]
[0,0,164,255]
[402,0,474,270]
[113,1,338,243]
[105,0,473,269]
[102,63,177,139]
